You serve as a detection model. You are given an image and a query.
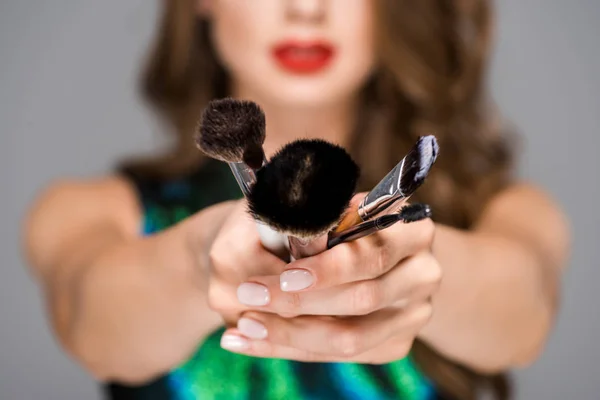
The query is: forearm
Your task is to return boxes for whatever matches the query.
[419,224,557,373]
[24,180,234,383]
[49,228,222,384]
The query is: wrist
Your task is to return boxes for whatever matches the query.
[71,233,221,382]
[178,200,238,272]
[416,225,482,355]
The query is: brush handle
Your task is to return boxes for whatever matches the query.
[327,214,400,249]
[333,136,437,234]
[333,156,408,234]
[227,162,290,257]
[327,203,432,249]
[228,162,256,198]
[256,222,290,258]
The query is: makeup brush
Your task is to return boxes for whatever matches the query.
[247,138,360,259]
[327,203,432,249]
[195,98,288,255]
[196,97,266,170]
[195,98,268,195]
[334,135,439,233]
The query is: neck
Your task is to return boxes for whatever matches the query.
[232,87,358,158]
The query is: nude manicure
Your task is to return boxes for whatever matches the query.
[238,318,268,340]
[280,269,314,292]
[237,283,270,306]
[220,334,250,352]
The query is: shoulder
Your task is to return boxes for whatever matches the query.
[481,182,568,229]
[477,181,571,270]
[26,175,142,225]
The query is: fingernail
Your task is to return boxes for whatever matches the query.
[220,334,250,352]
[238,318,268,340]
[280,269,314,292]
[237,283,270,306]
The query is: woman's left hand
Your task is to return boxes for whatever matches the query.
[219,212,442,364]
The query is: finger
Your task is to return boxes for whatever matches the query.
[240,251,441,316]
[383,251,442,305]
[237,305,430,358]
[210,237,286,281]
[243,334,413,364]
[220,330,342,362]
[282,217,435,292]
[207,277,251,325]
[209,206,288,281]
[219,305,431,363]
[206,205,288,325]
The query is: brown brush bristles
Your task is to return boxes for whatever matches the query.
[195,98,266,167]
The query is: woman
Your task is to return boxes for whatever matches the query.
[23,1,570,399]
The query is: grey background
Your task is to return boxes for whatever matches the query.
[1,1,598,399]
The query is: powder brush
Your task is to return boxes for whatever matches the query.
[247,138,360,259]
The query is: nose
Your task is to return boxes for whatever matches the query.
[285,0,326,23]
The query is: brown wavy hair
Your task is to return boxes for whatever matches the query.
[125,0,517,398]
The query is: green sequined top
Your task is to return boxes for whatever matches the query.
[106,159,441,400]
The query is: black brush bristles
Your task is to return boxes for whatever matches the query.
[248,139,360,239]
[398,203,432,223]
[399,135,439,196]
[326,203,432,249]
[195,98,266,169]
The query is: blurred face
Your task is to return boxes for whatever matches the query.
[200,0,376,108]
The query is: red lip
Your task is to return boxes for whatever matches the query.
[271,40,335,74]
